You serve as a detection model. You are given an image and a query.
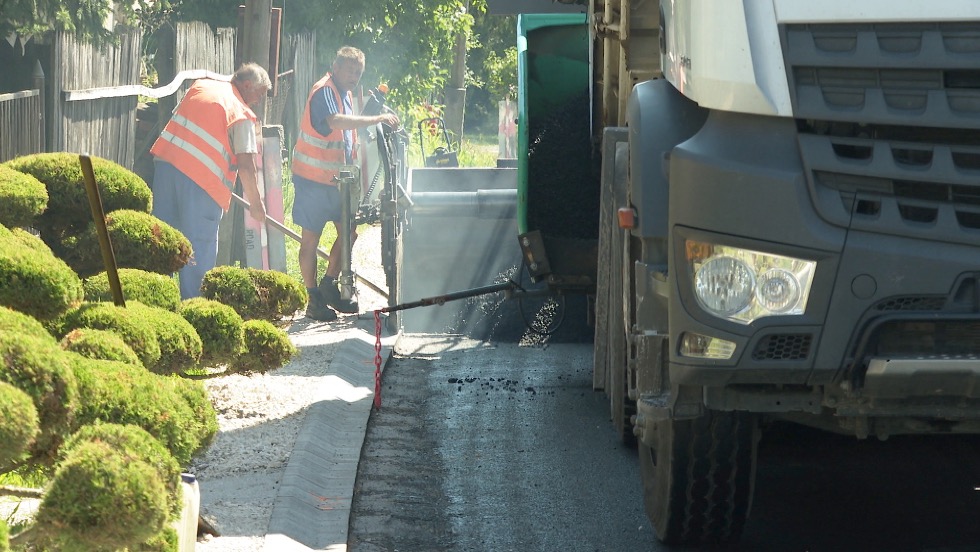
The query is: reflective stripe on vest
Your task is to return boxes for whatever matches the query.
[291,74,353,186]
[150,79,254,209]
[159,114,237,190]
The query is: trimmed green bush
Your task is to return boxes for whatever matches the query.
[0,226,84,321]
[35,440,169,551]
[0,519,8,552]
[84,268,181,311]
[229,319,297,374]
[130,302,203,375]
[63,209,192,277]
[0,333,78,462]
[134,526,179,552]
[201,266,307,322]
[60,327,143,368]
[179,297,245,367]
[10,226,53,255]
[0,381,40,469]
[68,354,216,465]
[54,301,162,369]
[0,305,57,345]
[200,265,261,318]
[0,164,47,229]
[247,267,307,323]
[3,152,151,240]
[62,423,182,519]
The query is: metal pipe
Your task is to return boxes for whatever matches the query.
[79,155,125,307]
[381,280,519,314]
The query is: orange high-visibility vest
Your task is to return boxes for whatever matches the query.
[292,74,356,186]
[150,79,256,209]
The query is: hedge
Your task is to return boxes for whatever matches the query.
[84,268,181,311]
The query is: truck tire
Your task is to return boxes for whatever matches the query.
[639,410,759,544]
[604,144,633,444]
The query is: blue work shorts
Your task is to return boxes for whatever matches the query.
[291,175,341,235]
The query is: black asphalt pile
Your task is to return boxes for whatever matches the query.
[526,89,601,240]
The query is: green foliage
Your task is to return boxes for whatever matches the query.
[248,268,308,323]
[0,519,7,552]
[130,302,203,375]
[0,381,40,470]
[0,305,57,345]
[84,268,182,311]
[0,225,85,321]
[63,209,192,277]
[164,0,479,116]
[200,265,259,317]
[0,0,116,45]
[0,165,48,229]
[62,423,183,519]
[3,153,152,244]
[54,301,162,369]
[229,319,297,375]
[201,265,306,323]
[178,297,245,368]
[60,327,144,368]
[35,440,169,551]
[134,526,180,552]
[68,354,217,465]
[9,227,54,256]
[0,333,78,464]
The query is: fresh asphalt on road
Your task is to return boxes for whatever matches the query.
[347,295,980,552]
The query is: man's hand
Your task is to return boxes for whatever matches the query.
[247,194,267,223]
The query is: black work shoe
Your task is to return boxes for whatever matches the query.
[318,280,359,314]
[306,289,337,321]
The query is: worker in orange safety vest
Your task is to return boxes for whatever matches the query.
[150,63,271,299]
[292,46,398,321]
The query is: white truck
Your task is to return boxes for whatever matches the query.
[514,0,980,544]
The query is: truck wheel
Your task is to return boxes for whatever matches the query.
[639,410,759,544]
[606,145,633,443]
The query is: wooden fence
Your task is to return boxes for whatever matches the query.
[49,30,142,167]
[0,23,319,170]
[0,89,44,163]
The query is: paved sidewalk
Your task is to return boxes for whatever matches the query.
[264,314,395,551]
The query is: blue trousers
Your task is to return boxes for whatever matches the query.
[151,160,222,299]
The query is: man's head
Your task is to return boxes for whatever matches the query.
[331,46,366,93]
[232,63,272,108]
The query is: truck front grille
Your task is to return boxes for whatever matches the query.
[782,21,980,245]
[783,22,980,127]
[752,334,812,361]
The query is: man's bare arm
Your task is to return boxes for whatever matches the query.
[236,152,267,223]
[326,111,399,130]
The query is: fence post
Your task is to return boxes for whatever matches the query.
[32,60,45,153]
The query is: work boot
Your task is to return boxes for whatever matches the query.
[318,277,359,314]
[305,289,337,321]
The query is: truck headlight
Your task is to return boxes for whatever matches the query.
[687,240,815,324]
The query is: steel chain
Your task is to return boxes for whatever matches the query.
[373,309,383,410]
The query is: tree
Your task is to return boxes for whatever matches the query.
[156,0,479,118]
[0,0,115,44]
[464,11,517,133]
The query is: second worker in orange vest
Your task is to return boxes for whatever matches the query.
[292,46,399,321]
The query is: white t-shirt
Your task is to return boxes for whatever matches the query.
[229,119,258,155]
